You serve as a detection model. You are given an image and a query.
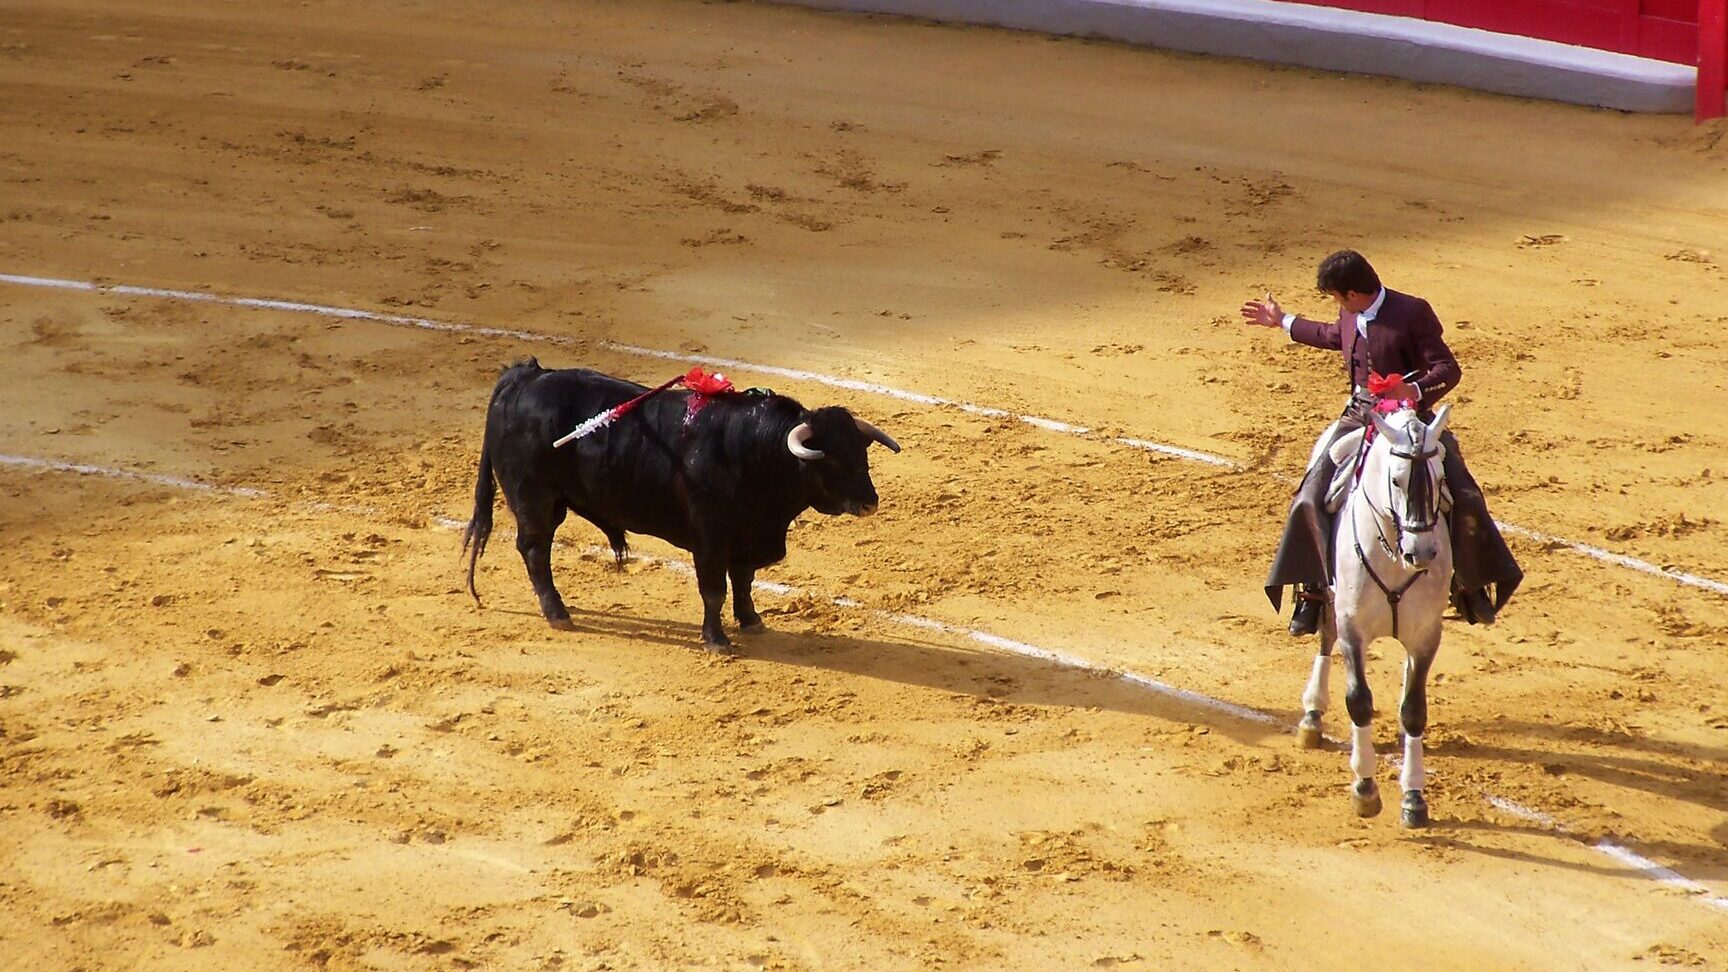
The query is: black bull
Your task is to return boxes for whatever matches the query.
[462,359,900,650]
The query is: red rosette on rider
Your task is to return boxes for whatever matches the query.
[1365,370,1415,413]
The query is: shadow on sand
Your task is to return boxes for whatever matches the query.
[504,602,1287,747]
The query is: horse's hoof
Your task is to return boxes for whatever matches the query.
[1401,791,1430,829]
[1295,712,1324,749]
[701,639,736,657]
[738,620,766,635]
[547,616,576,632]
[1352,780,1382,818]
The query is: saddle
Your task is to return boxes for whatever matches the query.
[1324,427,1452,515]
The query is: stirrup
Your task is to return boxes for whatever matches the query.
[1288,594,1323,636]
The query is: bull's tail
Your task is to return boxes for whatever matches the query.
[462,442,495,606]
[463,358,542,605]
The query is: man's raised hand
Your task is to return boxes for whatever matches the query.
[1240,292,1284,328]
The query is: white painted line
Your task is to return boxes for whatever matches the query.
[7,448,1726,916]
[1,274,99,292]
[878,609,1279,725]
[1482,792,1563,828]
[1485,795,1728,912]
[0,273,579,346]
[2,270,1723,598]
[1114,436,1240,468]
[0,271,1213,459]
[1020,415,1091,435]
[1591,842,1728,912]
[0,453,268,497]
[603,341,1105,439]
[454,527,1273,724]
[1498,522,1728,597]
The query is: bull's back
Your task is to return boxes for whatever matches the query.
[487,366,694,547]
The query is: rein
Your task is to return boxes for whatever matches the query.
[1350,508,1425,640]
[1346,427,1443,641]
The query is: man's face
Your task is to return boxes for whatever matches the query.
[1325,289,1377,314]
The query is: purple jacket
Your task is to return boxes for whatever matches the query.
[1288,288,1461,411]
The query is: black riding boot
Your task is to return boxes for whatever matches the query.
[1450,578,1498,625]
[1266,438,1348,624]
[1289,586,1325,636]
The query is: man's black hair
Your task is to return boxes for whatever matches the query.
[1316,250,1382,296]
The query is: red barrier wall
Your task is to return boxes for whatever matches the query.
[1291,0,1727,118]
[1292,0,1697,63]
[1701,0,1726,117]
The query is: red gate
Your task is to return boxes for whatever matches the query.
[1290,0,1727,119]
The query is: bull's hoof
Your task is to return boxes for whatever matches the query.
[547,616,577,632]
[738,620,767,635]
[701,638,736,656]
[1295,712,1324,750]
[1352,779,1382,818]
[1401,791,1430,829]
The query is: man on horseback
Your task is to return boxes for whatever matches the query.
[1241,249,1521,635]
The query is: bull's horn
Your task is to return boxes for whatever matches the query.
[786,422,824,460]
[855,417,901,453]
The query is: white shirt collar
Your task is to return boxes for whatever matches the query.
[1355,288,1387,338]
[1361,288,1387,322]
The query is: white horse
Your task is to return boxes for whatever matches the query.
[1295,403,1453,828]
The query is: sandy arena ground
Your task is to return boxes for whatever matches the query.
[2,1,1727,968]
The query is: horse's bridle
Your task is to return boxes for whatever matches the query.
[1384,441,1443,536]
[1349,434,1444,640]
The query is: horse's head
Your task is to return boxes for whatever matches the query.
[1366,403,1451,569]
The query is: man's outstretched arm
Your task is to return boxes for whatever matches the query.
[1240,293,1342,350]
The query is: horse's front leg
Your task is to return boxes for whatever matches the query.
[1397,639,1440,828]
[1340,632,1381,817]
[1296,599,1338,749]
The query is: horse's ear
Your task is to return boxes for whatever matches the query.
[1427,404,1452,444]
[1369,410,1397,444]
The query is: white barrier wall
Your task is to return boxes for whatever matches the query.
[767,0,1696,112]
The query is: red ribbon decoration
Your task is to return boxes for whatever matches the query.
[1365,370,1400,397]
[682,365,734,396]
[1366,370,1415,412]
[681,366,734,428]
[1356,371,1413,468]
[554,367,737,447]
